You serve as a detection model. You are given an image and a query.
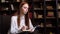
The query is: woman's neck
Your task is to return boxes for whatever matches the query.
[20,12,25,17]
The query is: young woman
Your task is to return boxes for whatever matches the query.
[9,2,35,34]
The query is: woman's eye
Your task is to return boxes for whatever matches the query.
[24,7,27,9]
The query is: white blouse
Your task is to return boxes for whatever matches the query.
[10,15,34,33]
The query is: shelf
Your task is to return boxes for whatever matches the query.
[46,9,56,11]
[34,11,44,14]
[46,17,56,19]
[33,18,44,23]
[33,10,44,12]
[46,18,56,21]
[34,18,44,22]
[46,27,56,29]
[46,27,56,28]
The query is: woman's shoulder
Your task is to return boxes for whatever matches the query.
[11,16,18,19]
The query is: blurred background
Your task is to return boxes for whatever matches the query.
[0,0,60,34]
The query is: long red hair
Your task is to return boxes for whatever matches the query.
[17,2,29,28]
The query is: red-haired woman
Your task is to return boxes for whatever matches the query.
[9,2,35,34]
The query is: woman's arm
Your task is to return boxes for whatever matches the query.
[10,16,16,33]
[28,19,35,32]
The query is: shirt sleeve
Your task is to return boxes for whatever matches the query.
[10,16,17,33]
[29,19,35,31]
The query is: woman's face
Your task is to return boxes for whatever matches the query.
[21,4,29,14]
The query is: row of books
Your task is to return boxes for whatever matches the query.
[34,12,43,18]
[33,2,60,10]
[39,22,53,28]
[34,11,60,18]
[1,1,60,11]
[34,12,54,18]
[1,5,60,11]
[34,4,60,10]
[1,4,15,11]
[1,11,60,19]
[1,7,60,18]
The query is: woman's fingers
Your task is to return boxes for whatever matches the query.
[21,26,28,31]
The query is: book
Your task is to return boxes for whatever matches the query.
[57,3,60,9]
[16,0,20,2]
[1,0,5,2]
[11,4,14,10]
[34,12,37,18]
[46,6,53,10]
[34,5,40,10]
[58,11,60,18]
[40,3,43,10]
[47,11,54,17]
[46,24,52,27]
[38,15,43,18]
[40,23,44,27]
[3,7,9,11]
[34,8,40,10]
[46,22,52,27]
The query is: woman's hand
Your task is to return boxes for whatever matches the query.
[21,26,28,31]
[21,26,35,32]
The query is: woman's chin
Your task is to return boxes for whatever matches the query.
[24,12,27,15]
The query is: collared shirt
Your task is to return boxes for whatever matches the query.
[10,15,34,33]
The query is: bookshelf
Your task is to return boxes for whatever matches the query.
[32,0,59,34]
[0,0,60,34]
